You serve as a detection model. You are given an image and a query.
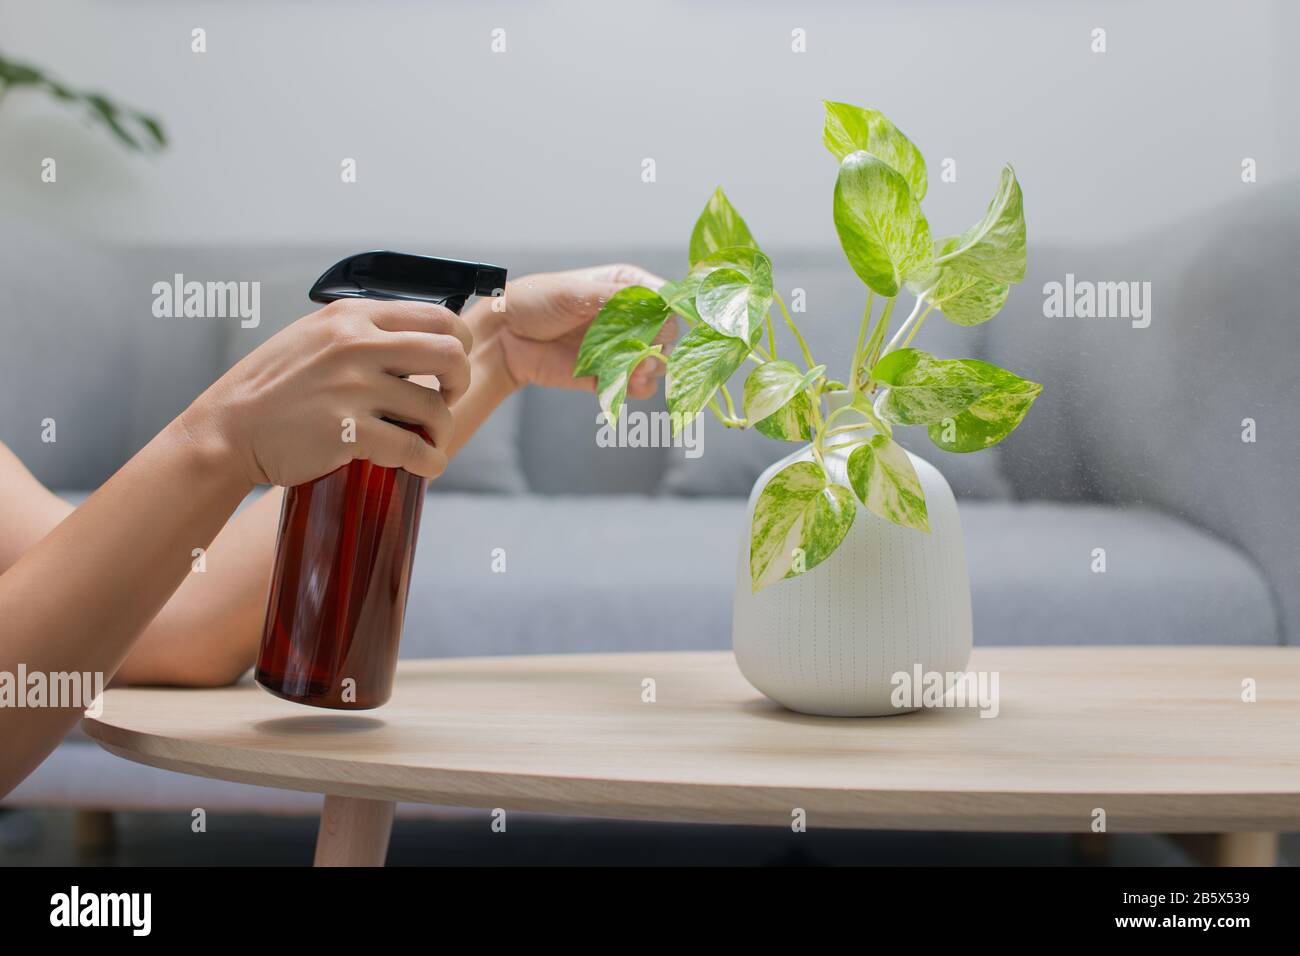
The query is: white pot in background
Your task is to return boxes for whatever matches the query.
[731,412,972,717]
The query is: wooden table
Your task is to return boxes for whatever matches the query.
[82,647,1300,866]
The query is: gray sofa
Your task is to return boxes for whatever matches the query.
[4,184,1297,816]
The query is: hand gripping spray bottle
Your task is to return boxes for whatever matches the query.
[255,251,506,709]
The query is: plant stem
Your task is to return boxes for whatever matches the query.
[933,246,964,266]
[855,296,895,389]
[857,399,892,438]
[826,422,872,438]
[774,291,816,371]
[707,397,745,428]
[822,387,892,439]
[719,383,738,420]
[901,302,936,349]
[667,305,696,328]
[766,312,776,359]
[809,437,826,471]
[849,290,874,393]
[821,404,857,432]
[807,382,829,468]
[882,288,935,357]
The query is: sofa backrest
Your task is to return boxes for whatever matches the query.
[0,220,228,490]
[985,183,1300,643]
[4,200,1297,642]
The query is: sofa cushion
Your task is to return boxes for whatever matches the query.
[49,486,1279,655]
[959,501,1278,646]
[401,494,1279,658]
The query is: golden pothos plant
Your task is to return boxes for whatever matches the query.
[575,101,1040,592]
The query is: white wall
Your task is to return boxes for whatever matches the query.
[0,0,1294,256]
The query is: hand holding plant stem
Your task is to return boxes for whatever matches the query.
[574,100,1040,592]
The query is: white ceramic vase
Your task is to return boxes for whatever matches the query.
[731,406,972,717]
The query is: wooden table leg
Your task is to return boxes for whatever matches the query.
[314,795,395,867]
[1168,832,1278,867]
[74,809,116,861]
[1208,832,1278,866]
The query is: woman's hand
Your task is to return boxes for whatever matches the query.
[183,298,473,488]
[473,263,677,399]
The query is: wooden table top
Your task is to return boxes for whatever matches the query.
[83,647,1300,832]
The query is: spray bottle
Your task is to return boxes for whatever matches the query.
[255,251,506,709]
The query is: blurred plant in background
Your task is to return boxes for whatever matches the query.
[0,51,165,152]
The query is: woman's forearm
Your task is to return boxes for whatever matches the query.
[115,485,283,688]
[0,414,252,796]
[445,328,521,457]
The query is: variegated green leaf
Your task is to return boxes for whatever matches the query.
[822,101,927,201]
[696,268,754,340]
[574,285,670,378]
[927,376,1042,452]
[743,360,824,425]
[688,247,773,342]
[930,270,1011,327]
[907,238,1010,326]
[595,341,661,427]
[661,247,772,343]
[750,461,856,592]
[935,164,1026,284]
[665,323,752,434]
[872,349,1041,438]
[871,349,1000,425]
[833,151,932,297]
[847,435,930,532]
[689,187,758,266]
[755,391,815,442]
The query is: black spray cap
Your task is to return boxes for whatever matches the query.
[309,251,507,313]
